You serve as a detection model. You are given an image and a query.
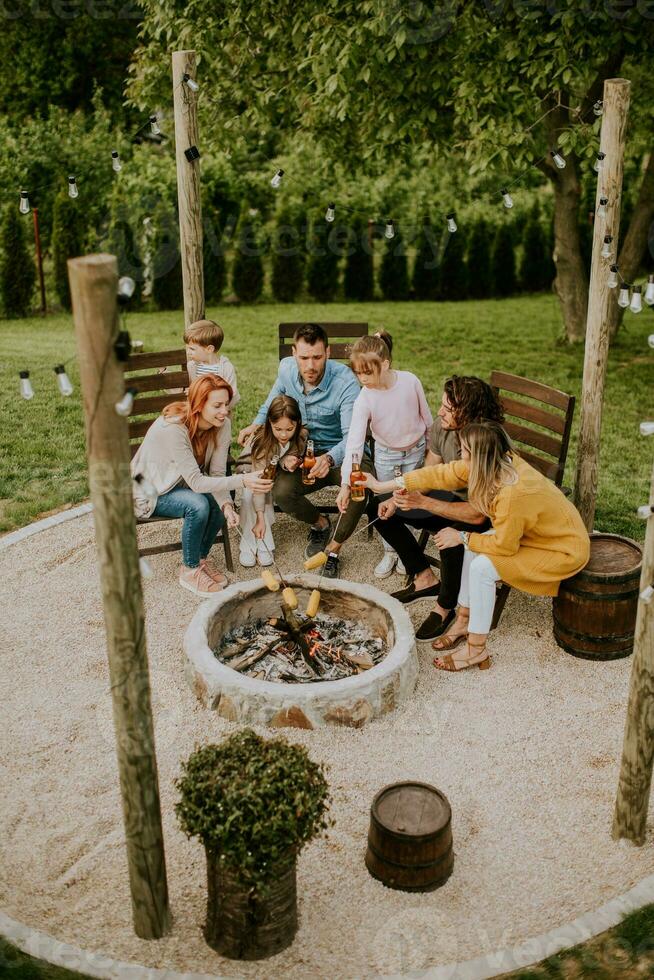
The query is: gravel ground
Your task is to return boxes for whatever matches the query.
[0,508,650,979]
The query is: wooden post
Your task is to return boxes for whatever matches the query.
[172,49,204,328]
[573,78,631,530]
[613,465,654,843]
[32,207,46,315]
[68,254,170,938]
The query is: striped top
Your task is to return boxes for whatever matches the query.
[188,354,239,405]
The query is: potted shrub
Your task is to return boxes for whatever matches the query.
[176,728,331,960]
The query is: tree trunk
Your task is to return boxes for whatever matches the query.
[551,160,589,343]
[608,150,654,340]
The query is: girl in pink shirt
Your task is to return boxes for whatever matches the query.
[337,331,433,578]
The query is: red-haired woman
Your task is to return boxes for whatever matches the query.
[132,375,273,597]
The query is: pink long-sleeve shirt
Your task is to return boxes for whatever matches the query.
[341,370,433,484]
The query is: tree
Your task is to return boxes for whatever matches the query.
[151,209,184,311]
[203,210,228,304]
[105,191,145,306]
[271,208,305,302]
[52,191,86,312]
[379,224,409,300]
[438,227,468,301]
[232,218,265,302]
[130,2,654,342]
[0,205,35,317]
[307,214,340,302]
[343,219,373,301]
[412,218,440,301]
[466,218,493,299]
[520,206,552,293]
[491,225,517,299]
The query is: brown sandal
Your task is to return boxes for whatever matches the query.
[433,639,491,673]
[431,632,467,652]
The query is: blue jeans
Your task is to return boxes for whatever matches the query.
[153,488,224,568]
[374,438,426,553]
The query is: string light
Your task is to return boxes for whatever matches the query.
[640,421,654,436]
[637,505,654,519]
[500,188,513,209]
[649,335,654,349]
[19,370,34,400]
[630,284,642,314]
[597,197,608,219]
[593,152,605,173]
[618,283,630,308]
[149,114,161,136]
[384,219,395,240]
[68,175,78,199]
[271,169,284,188]
[117,276,136,302]
[111,150,122,173]
[550,149,566,169]
[325,203,336,223]
[601,235,613,259]
[133,473,157,506]
[607,265,619,288]
[645,275,654,306]
[593,100,603,117]
[115,387,137,417]
[641,585,654,605]
[54,365,73,396]
[182,72,199,92]
[19,190,30,214]
[446,211,457,233]
[139,557,154,579]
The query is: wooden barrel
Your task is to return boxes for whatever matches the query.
[365,781,453,892]
[553,532,642,661]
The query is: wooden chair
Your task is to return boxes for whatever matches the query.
[122,348,234,570]
[414,371,575,629]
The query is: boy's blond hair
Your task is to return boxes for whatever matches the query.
[184,319,224,350]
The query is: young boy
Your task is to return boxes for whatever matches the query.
[184,319,240,405]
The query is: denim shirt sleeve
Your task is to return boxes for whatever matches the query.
[326,370,360,467]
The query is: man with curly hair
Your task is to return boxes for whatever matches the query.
[373,376,504,640]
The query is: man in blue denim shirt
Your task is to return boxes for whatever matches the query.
[237,323,373,577]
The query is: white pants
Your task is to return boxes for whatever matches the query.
[239,489,276,558]
[458,547,501,634]
[374,438,426,553]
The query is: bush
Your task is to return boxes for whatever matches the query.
[343,219,373,301]
[271,208,305,302]
[307,214,340,302]
[151,208,184,311]
[0,204,36,317]
[491,223,517,297]
[105,190,144,305]
[52,190,87,311]
[466,218,494,299]
[520,205,553,293]
[203,209,228,304]
[232,218,265,302]
[412,217,440,300]
[176,729,331,887]
[379,223,409,300]
[438,225,468,301]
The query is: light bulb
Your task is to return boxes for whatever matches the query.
[19,190,30,214]
[618,284,630,308]
[593,152,605,173]
[550,149,566,169]
[641,585,654,605]
[593,99,603,116]
[500,188,513,209]
[649,335,654,349]
[115,387,137,417]
[597,197,608,219]
[637,505,653,519]
[150,114,161,136]
[446,211,457,233]
[118,276,136,302]
[325,203,335,223]
[645,275,654,306]
[68,175,78,199]
[607,265,619,288]
[19,370,34,400]
[601,235,613,259]
[640,421,654,436]
[139,557,154,579]
[111,150,122,173]
[630,285,642,314]
[54,365,73,396]
[385,219,395,240]
[270,169,284,188]
[182,72,199,92]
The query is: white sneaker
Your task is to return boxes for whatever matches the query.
[257,542,274,567]
[396,558,405,575]
[374,552,398,578]
[239,549,256,568]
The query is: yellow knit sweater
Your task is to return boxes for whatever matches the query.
[403,455,590,596]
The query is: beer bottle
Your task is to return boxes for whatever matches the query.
[302,439,316,485]
[394,464,407,496]
[261,455,280,480]
[350,452,366,501]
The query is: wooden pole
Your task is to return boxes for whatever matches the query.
[613,465,654,844]
[67,254,170,938]
[172,49,204,328]
[32,207,46,315]
[573,78,631,531]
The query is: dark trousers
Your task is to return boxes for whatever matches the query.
[273,456,374,544]
[374,491,491,610]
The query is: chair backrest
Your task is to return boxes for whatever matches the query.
[122,348,189,456]
[278,322,368,361]
[490,371,575,486]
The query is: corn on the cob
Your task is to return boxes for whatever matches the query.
[261,569,280,591]
[304,551,327,570]
[282,587,298,609]
[306,589,321,617]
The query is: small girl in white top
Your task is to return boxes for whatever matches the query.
[338,330,433,578]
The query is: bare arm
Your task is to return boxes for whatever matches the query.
[418,495,487,524]
[424,450,443,467]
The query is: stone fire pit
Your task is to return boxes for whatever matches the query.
[184,574,418,729]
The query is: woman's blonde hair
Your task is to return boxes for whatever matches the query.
[163,374,233,463]
[459,421,518,516]
[349,329,393,379]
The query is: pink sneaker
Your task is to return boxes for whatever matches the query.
[179,565,225,597]
[200,557,227,586]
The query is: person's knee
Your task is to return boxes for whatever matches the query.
[185,494,210,520]
[272,473,298,509]
[470,554,498,584]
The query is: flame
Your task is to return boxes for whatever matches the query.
[308,641,321,659]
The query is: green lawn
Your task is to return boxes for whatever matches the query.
[1,294,652,537]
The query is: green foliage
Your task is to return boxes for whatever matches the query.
[307,215,341,302]
[271,208,306,302]
[151,210,183,311]
[438,227,468,301]
[0,206,35,317]
[379,224,409,301]
[343,220,373,301]
[203,211,228,304]
[232,218,265,302]
[103,189,144,306]
[466,219,493,300]
[520,206,553,294]
[412,218,440,301]
[176,729,331,887]
[491,224,517,298]
[52,192,87,312]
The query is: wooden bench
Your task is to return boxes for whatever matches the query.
[122,348,234,570]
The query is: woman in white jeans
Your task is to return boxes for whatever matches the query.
[364,421,590,672]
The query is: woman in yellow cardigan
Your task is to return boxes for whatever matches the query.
[364,421,590,672]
